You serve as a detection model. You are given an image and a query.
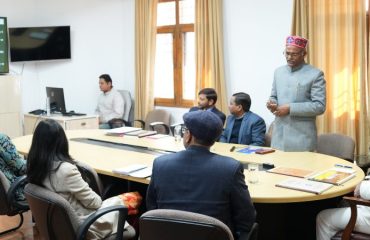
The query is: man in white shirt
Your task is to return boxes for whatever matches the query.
[95,74,124,129]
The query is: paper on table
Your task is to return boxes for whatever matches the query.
[113,164,147,175]
[276,177,333,194]
[105,127,142,136]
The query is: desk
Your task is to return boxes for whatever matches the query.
[24,114,99,135]
[13,129,365,240]
[13,129,363,202]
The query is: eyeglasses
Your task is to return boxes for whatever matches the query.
[182,126,188,134]
[283,51,303,58]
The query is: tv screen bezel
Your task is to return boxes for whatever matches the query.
[9,25,71,62]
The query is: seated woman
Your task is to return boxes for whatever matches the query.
[316,178,370,239]
[26,119,131,239]
[0,133,26,201]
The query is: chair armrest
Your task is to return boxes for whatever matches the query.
[342,196,370,239]
[77,205,128,240]
[7,175,29,210]
[149,122,170,135]
[134,119,145,129]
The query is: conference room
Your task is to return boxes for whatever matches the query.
[1,0,370,240]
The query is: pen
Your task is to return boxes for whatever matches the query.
[335,164,352,169]
[230,146,236,152]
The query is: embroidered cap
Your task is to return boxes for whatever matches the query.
[183,110,223,142]
[286,35,308,48]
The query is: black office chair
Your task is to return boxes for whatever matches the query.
[134,109,171,135]
[24,183,135,240]
[140,209,259,240]
[0,171,29,236]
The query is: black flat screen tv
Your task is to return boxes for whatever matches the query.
[0,17,9,73]
[9,26,71,62]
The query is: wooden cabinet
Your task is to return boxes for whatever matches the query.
[24,114,99,135]
[0,76,22,138]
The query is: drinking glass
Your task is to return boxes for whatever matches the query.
[174,125,182,142]
[248,163,259,184]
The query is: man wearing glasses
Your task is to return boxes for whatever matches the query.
[266,35,326,151]
[146,110,256,239]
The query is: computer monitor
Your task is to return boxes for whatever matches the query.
[46,87,66,113]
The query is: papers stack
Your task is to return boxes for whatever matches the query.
[113,164,152,178]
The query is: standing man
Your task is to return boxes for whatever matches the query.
[147,110,256,239]
[267,36,326,151]
[189,88,226,125]
[220,92,266,146]
[95,74,124,129]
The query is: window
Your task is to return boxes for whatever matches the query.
[154,0,195,107]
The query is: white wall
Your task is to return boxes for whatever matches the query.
[1,0,293,126]
[223,0,293,126]
[1,0,135,114]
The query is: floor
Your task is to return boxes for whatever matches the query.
[0,211,40,240]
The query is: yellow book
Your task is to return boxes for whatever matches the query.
[308,167,356,185]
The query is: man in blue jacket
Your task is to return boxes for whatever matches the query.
[220,92,266,146]
[146,110,256,239]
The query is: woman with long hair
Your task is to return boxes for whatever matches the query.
[27,119,130,239]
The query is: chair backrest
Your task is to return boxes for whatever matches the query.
[118,90,134,123]
[139,209,234,240]
[317,133,355,162]
[264,121,274,147]
[145,109,171,133]
[24,183,80,240]
[75,161,103,197]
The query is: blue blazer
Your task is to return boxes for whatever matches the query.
[189,106,226,125]
[146,145,256,237]
[220,111,266,146]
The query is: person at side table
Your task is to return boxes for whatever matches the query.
[220,92,266,146]
[189,88,226,125]
[316,178,370,239]
[147,110,256,239]
[0,133,26,201]
[95,74,124,129]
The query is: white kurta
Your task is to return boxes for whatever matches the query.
[269,63,326,151]
[316,181,370,239]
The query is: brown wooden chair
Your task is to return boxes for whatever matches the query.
[331,196,370,240]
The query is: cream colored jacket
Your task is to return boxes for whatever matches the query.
[43,161,125,239]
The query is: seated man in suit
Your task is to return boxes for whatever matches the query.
[220,92,266,146]
[189,88,226,125]
[147,110,256,239]
[95,74,124,129]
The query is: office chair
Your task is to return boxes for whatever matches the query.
[134,109,171,134]
[317,133,355,162]
[0,171,29,235]
[264,121,274,147]
[24,183,135,240]
[118,90,135,126]
[331,196,370,240]
[140,209,234,240]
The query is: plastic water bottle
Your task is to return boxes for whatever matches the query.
[46,97,51,116]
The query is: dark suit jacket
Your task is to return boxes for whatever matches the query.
[189,106,226,125]
[146,145,256,237]
[220,111,266,146]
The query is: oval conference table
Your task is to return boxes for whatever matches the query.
[12,129,364,240]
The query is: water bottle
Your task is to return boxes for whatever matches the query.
[46,97,51,116]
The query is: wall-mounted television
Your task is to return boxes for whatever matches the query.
[9,26,71,62]
[0,17,9,73]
